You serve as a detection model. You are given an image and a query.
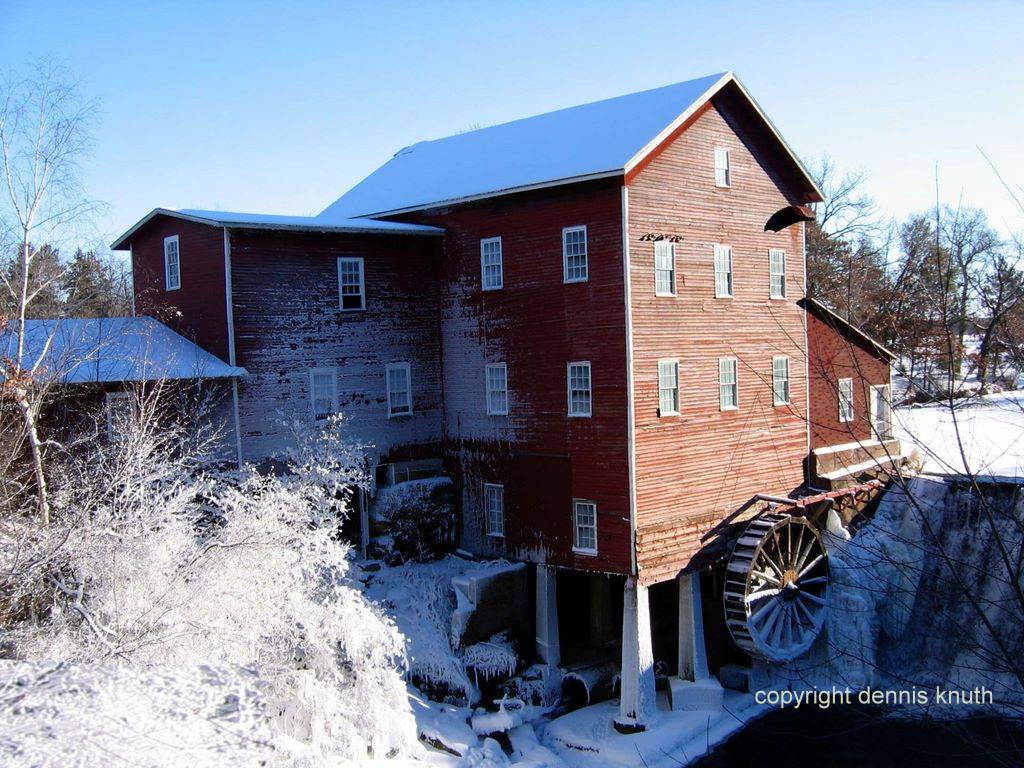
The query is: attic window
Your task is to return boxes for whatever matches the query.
[164,236,181,291]
[714,148,731,187]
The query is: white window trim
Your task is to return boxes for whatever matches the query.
[485,362,509,416]
[658,358,681,417]
[105,391,134,441]
[870,384,893,439]
[572,499,598,556]
[484,482,505,538]
[719,356,739,411]
[386,362,413,418]
[163,235,181,291]
[567,361,592,418]
[308,367,339,422]
[772,355,791,406]
[714,244,733,299]
[562,225,589,284]
[480,237,503,291]
[337,256,366,312]
[769,248,787,299]
[654,241,677,297]
[838,377,854,423]
[714,147,731,188]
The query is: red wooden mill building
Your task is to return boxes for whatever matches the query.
[113,72,899,731]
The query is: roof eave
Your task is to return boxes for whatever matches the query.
[802,297,896,361]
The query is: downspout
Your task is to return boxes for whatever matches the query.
[224,227,243,469]
[802,221,812,477]
[622,185,638,576]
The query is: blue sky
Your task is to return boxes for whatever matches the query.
[2,1,1022,247]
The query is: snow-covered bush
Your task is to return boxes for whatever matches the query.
[0,397,420,765]
[371,477,456,562]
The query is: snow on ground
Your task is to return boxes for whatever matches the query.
[894,391,1024,478]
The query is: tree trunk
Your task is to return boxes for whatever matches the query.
[16,389,50,525]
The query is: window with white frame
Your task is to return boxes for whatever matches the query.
[658,359,680,416]
[105,391,134,441]
[486,363,508,416]
[484,483,504,538]
[337,257,366,311]
[654,242,676,296]
[481,237,503,291]
[714,244,733,298]
[563,226,588,283]
[773,356,791,405]
[769,249,787,299]
[719,357,738,410]
[387,362,412,417]
[309,367,338,421]
[714,148,731,187]
[838,378,854,423]
[164,235,181,291]
[573,500,597,554]
[871,384,893,439]
[567,361,592,417]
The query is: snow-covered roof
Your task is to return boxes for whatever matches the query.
[2,317,246,384]
[111,208,442,250]
[318,71,821,219]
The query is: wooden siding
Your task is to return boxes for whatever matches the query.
[806,308,891,449]
[403,179,633,574]
[130,216,230,362]
[228,229,444,462]
[627,103,809,586]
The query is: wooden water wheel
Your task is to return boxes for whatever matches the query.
[723,513,828,662]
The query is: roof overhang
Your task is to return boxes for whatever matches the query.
[801,297,896,361]
[111,207,444,250]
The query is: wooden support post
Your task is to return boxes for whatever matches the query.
[535,564,560,666]
[615,577,656,733]
[669,570,723,711]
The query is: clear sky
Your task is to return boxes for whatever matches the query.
[2,1,1022,248]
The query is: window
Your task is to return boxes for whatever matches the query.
[563,226,588,283]
[164,235,181,291]
[871,384,893,439]
[567,361,592,417]
[719,357,738,410]
[484,483,504,538]
[573,500,597,555]
[773,356,791,405]
[337,257,366,311]
[387,362,412,417]
[658,359,680,416]
[714,245,733,298]
[105,391,134,441]
[769,249,787,299]
[486,363,508,416]
[654,242,676,296]
[838,378,854,423]
[481,237,503,291]
[309,367,338,421]
[714,148,731,187]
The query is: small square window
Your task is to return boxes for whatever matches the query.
[486,363,508,416]
[573,500,597,555]
[309,367,338,422]
[714,245,733,298]
[654,242,676,296]
[481,237,503,291]
[770,249,787,299]
[567,361,592,417]
[484,483,504,537]
[387,362,412,417]
[838,378,854,423]
[714,148,731,187]
[563,226,588,283]
[105,391,135,441]
[338,257,366,311]
[164,235,181,291]
[719,357,738,410]
[658,359,680,416]
[773,356,790,405]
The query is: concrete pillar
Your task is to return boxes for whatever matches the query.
[589,572,613,643]
[535,564,560,666]
[669,570,723,712]
[615,577,657,733]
